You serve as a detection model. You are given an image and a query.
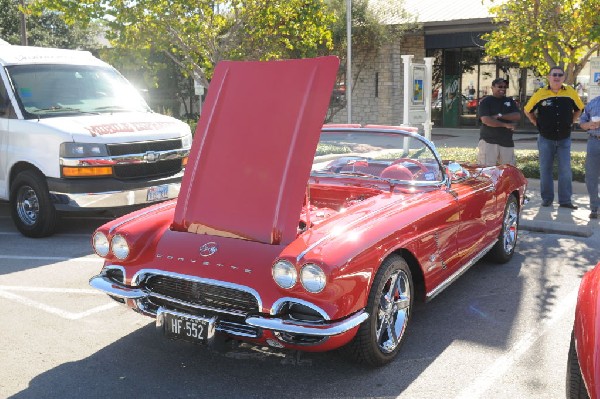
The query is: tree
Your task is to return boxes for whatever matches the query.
[484,0,600,85]
[0,0,100,48]
[28,0,335,88]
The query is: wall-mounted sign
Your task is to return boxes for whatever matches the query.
[590,57,600,101]
[408,64,426,123]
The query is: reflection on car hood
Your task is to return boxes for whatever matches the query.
[172,57,339,245]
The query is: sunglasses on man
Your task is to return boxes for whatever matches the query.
[550,73,564,77]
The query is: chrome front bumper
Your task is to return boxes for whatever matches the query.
[89,274,368,337]
[49,174,182,210]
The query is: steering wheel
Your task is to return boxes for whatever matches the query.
[391,158,429,175]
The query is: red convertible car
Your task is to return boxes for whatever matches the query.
[568,261,600,398]
[89,56,527,366]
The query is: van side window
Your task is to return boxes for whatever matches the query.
[0,80,15,118]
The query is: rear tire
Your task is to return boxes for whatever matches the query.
[10,170,57,238]
[345,255,413,367]
[487,194,519,263]
[566,330,590,399]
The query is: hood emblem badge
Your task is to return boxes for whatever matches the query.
[199,242,218,257]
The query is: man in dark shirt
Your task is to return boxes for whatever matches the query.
[524,66,584,209]
[477,78,521,166]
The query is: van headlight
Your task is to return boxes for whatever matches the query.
[300,264,326,293]
[60,142,108,157]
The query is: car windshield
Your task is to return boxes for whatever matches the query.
[312,128,445,185]
[6,64,151,119]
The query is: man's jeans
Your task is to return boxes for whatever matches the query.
[586,137,600,211]
[537,135,573,204]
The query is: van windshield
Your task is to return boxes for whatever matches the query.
[6,64,151,118]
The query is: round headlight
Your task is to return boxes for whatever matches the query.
[93,232,110,257]
[300,264,326,293]
[272,260,297,289]
[111,234,130,260]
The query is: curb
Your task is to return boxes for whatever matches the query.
[520,220,593,238]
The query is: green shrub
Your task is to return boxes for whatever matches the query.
[436,147,587,182]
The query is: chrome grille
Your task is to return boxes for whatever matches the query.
[107,139,182,156]
[144,275,259,314]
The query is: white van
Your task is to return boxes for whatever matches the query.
[0,45,192,237]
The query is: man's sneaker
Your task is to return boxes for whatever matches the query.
[591,210,598,219]
[559,203,578,209]
[541,200,552,207]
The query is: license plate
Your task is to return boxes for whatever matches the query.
[146,185,169,202]
[159,310,216,344]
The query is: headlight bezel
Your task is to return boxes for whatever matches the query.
[111,234,130,260]
[92,231,110,257]
[272,259,298,289]
[300,263,327,293]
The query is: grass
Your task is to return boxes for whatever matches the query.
[436,147,587,183]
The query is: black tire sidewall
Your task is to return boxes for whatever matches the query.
[488,194,519,263]
[360,255,413,366]
[9,170,57,238]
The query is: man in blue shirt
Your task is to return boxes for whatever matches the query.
[579,95,600,219]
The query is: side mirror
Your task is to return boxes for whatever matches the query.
[447,162,470,181]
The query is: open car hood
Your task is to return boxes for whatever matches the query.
[172,57,339,245]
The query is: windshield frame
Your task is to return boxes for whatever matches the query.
[314,126,449,188]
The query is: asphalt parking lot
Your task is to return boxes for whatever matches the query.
[1,199,599,399]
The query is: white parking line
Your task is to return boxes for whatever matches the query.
[0,287,118,320]
[0,231,92,237]
[0,254,102,262]
[0,285,103,294]
[453,289,578,399]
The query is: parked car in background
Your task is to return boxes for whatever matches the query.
[89,56,528,367]
[0,45,192,237]
[567,260,600,398]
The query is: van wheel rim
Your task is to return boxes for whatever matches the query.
[16,186,39,226]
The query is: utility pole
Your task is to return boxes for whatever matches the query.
[346,0,352,123]
[19,0,28,46]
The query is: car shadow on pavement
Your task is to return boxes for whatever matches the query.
[9,256,533,399]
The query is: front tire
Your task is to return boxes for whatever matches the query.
[346,255,413,366]
[487,194,519,263]
[566,330,590,399]
[10,170,57,238]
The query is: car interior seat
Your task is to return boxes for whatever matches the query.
[380,164,413,180]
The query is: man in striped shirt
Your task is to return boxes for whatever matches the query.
[524,66,584,209]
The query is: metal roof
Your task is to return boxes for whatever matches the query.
[371,0,496,25]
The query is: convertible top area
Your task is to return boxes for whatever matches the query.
[172,57,339,245]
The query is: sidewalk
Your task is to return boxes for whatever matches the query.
[430,127,597,238]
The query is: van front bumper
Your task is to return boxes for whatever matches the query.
[47,172,183,210]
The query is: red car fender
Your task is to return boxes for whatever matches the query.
[574,261,600,399]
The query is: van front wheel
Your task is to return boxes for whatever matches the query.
[10,170,57,238]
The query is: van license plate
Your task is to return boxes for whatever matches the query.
[146,185,169,202]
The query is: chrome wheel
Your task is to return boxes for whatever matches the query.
[346,255,413,366]
[502,200,519,254]
[16,185,40,226]
[10,170,57,237]
[376,269,411,353]
[487,194,519,263]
